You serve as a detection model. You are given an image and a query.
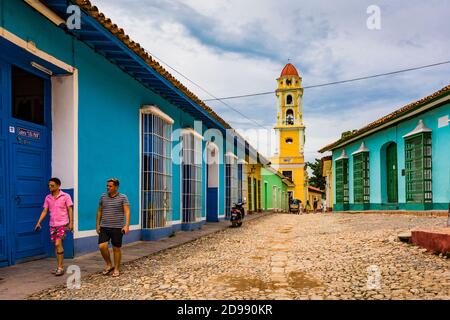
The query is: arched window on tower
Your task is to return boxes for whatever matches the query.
[286,109,294,125]
[286,94,293,105]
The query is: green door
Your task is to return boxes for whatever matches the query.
[386,143,398,203]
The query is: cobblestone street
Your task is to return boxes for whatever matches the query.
[29,213,449,300]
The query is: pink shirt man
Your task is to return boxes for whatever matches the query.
[43,191,73,227]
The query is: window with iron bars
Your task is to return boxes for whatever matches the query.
[141,112,172,229]
[239,164,248,204]
[181,131,203,223]
[225,155,238,217]
[405,133,432,203]
[272,186,277,210]
[258,180,262,211]
[238,164,243,203]
[278,188,281,210]
[282,170,292,180]
[335,158,349,204]
[353,152,370,203]
[247,177,253,211]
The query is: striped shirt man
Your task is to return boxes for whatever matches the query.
[99,193,130,228]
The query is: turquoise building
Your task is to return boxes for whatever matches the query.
[0,0,264,266]
[319,85,450,212]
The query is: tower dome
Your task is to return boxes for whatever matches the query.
[280,63,299,77]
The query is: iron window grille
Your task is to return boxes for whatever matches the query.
[353,152,370,203]
[241,164,248,204]
[278,188,282,210]
[336,158,349,204]
[225,155,238,217]
[238,164,243,203]
[247,177,253,211]
[257,180,262,210]
[181,130,203,223]
[272,186,277,210]
[405,132,432,203]
[141,111,172,229]
[282,170,293,180]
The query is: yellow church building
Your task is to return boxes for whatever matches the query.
[271,63,307,203]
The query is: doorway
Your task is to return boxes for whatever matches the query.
[386,143,398,203]
[206,143,219,222]
[0,61,51,266]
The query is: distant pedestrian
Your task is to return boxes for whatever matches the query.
[313,197,318,213]
[35,178,73,276]
[306,200,311,213]
[322,199,326,213]
[97,178,130,278]
[298,200,303,215]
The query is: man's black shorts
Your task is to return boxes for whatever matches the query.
[98,227,123,248]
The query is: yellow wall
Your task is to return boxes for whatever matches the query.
[280,130,303,160]
[286,168,304,203]
[272,67,307,208]
[247,164,262,212]
[307,190,324,211]
[322,158,333,210]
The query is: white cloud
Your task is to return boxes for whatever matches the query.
[93,0,450,164]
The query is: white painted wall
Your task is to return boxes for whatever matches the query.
[207,143,219,188]
[51,74,75,189]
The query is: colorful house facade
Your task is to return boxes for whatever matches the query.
[307,186,325,211]
[319,86,450,212]
[321,156,333,211]
[261,166,291,212]
[271,63,307,204]
[0,0,275,266]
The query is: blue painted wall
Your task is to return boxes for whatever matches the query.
[2,1,227,235]
[332,102,450,210]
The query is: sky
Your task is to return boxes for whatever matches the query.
[94,0,450,163]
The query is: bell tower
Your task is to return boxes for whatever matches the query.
[271,63,306,203]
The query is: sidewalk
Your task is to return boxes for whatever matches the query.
[0,212,269,300]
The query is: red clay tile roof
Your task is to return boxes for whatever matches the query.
[318,84,450,153]
[280,63,299,77]
[72,0,231,129]
[308,186,324,193]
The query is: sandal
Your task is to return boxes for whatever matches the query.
[55,267,65,276]
[111,270,120,277]
[102,267,114,275]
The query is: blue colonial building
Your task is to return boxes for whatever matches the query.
[319,85,450,213]
[0,0,268,266]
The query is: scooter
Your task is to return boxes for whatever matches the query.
[230,202,245,227]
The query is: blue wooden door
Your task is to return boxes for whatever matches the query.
[9,65,51,263]
[0,61,9,265]
[11,143,49,261]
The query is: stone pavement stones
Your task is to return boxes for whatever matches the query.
[23,213,450,300]
[0,212,267,300]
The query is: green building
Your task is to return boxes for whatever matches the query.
[261,166,293,212]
